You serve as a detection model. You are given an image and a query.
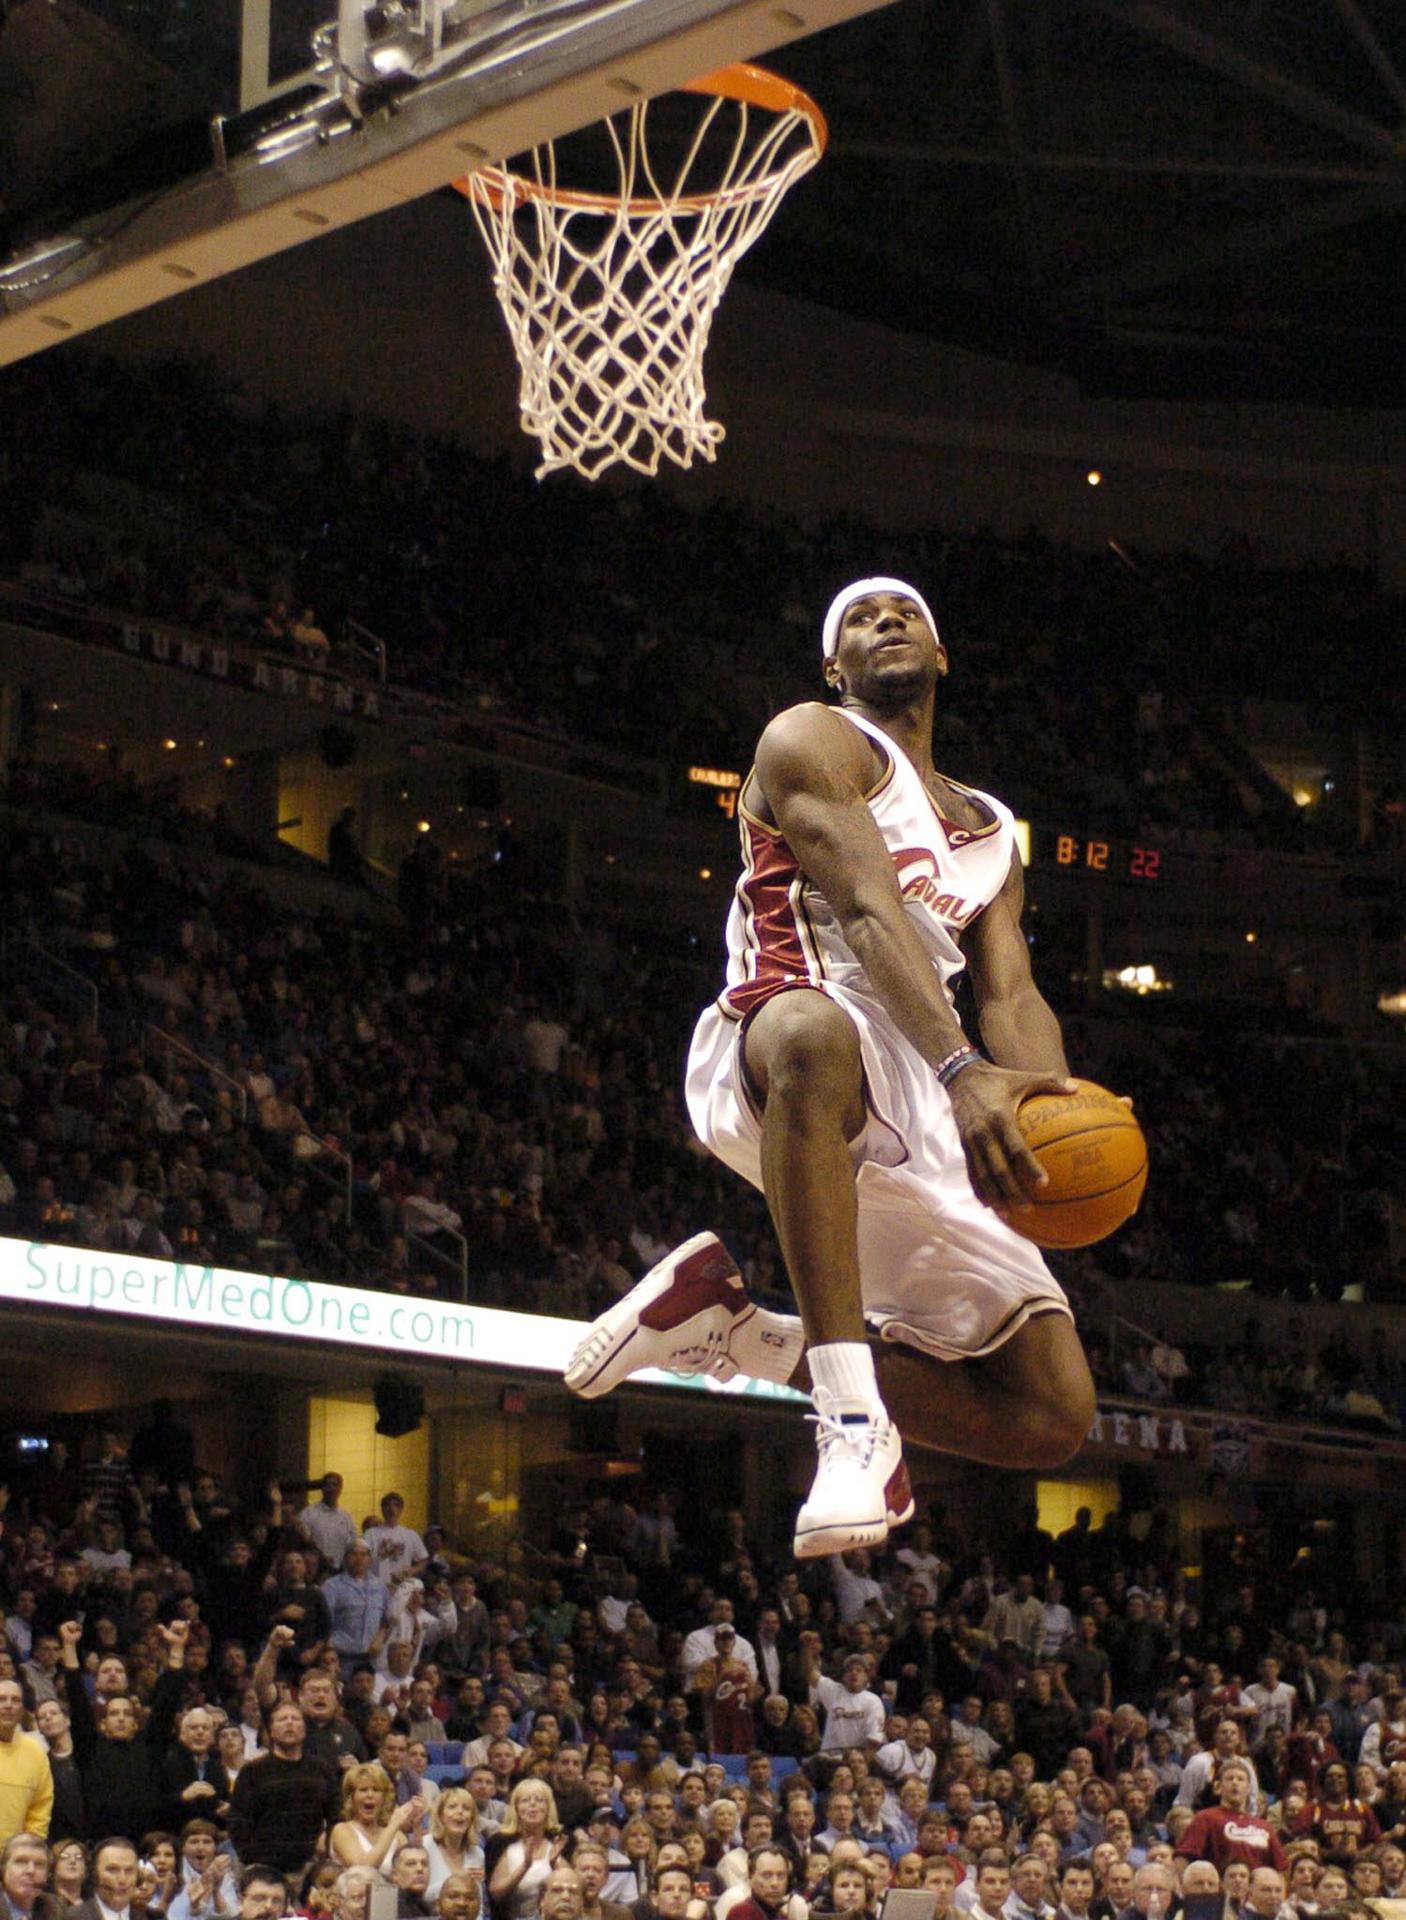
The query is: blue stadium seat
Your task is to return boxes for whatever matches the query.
[424,1742,464,1766]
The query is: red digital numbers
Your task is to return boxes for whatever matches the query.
[1047,832,1163,878]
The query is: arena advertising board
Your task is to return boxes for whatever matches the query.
[2,1237,807,1403]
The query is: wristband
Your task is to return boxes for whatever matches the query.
[935,1043,980,1088]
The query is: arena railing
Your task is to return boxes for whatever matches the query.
[343,617,389,684]
[140,1022,249,1122]
[0,933,100,1033]
[300,1132,355,1222]
[1,575,669,803]
[140,1020,356,1220]
[405,1217,470,1303]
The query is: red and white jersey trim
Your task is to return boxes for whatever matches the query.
[718,706,1017,1022]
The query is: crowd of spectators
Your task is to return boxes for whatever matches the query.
[1,352,1404,1360]
[0,808,757,1315]
[2,351,1403,850]
[5,345,1406,1920]
[3,784,1406,1427]
[0,1432,1404,1920]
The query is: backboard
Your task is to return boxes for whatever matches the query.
[0,0,892,366]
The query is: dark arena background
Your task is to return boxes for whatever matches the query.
[2,0,1406,1897]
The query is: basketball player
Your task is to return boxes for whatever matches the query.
[566,578,1097,1556]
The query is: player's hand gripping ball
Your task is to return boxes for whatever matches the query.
[1010,1078,1146,1248]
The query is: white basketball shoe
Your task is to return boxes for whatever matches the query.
[564,1232,914,1561]
[792,1387,914,1559]
[564,1230,763,1397]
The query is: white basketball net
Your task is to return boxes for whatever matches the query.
[465,72,824,481]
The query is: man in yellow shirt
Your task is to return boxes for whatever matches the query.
[0,1678,52,1843]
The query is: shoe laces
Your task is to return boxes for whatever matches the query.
[808,1402,881,1468]
[666,1340,735,1377]
[568,1327,735,1381]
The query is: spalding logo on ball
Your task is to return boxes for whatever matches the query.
[1010,1078,1147,1249]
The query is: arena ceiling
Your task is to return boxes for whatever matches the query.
[770,0,1406,406]
[3,0,1406,405]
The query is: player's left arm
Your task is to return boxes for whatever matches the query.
[961,852,1070,1075]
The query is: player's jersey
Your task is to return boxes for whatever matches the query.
[719,705,1018,1021]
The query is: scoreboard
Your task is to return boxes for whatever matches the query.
[686,765,743,819]
[1029,827,1166,882]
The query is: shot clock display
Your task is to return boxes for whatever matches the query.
[1032,827,1165,881]
[686,764,743,820]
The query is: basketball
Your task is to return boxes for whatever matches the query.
[1010,1079,1148,1249]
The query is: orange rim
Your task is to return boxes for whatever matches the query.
[451,61,826,217]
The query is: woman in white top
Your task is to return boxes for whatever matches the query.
[485,1780,564,1920]
[329,1764,425,1873]
[424,1788,485,1903]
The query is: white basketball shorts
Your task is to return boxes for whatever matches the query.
[684,984,1071,1362]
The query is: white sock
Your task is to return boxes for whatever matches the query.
[730,1307,806,1384]
[808,1339,885,1419]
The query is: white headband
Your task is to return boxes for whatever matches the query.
[822,576,939,661]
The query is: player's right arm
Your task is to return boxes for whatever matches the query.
[753,705,1069,1207]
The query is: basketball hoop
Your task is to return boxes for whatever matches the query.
[455,64,826,481]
